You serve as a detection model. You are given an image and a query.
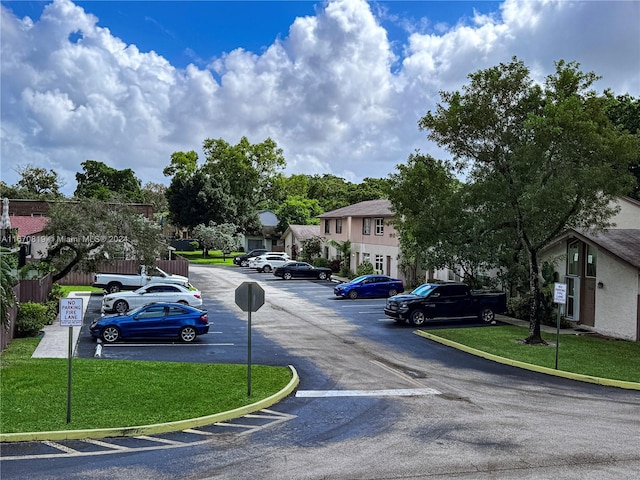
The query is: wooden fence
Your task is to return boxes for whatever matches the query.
[18,273,53,304]
[58,256,190,286]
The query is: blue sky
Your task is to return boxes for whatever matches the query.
[1,0,638,194]
[3,1,502,68]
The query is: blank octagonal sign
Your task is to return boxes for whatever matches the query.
[235,282,265,312]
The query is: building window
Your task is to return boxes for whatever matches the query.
[375,254,383,272]
[336,218,342,234]
[324,219,330,234]
[586,245,597,277]
[567,241,580,276]
[363,252,370,264]
[363,218,371,235]
[375,218,384,235]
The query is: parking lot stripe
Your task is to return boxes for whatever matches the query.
[295,388,440,397]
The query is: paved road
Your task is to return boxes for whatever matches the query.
[3,264,639,479]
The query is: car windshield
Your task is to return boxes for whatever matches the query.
[411,284,437,297]
[350,275,369,284]
[123,305,146,316]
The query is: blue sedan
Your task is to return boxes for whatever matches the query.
[90,303,209,343]
[334,274,405,299]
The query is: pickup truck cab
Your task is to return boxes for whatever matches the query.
[93,266,189,293]
[384,283,506,327]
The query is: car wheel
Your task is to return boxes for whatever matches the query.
[480,307,495,323]
[318,272,328,280]
[388,289,398,297]
[107,282,122,293]
[241,259,249,267]
[114,300,129,314]
[180,326,197,342]
[101,326,120,343]
[409,309,427,327]
[263,265,272,273]
[178,300,188,305]
[348,290,358,299]
[283,272,292,280]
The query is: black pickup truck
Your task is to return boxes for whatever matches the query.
[384,283,507,326]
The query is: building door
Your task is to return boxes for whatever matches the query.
[386,256,391,276]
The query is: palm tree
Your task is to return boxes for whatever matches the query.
[328,239,352,276]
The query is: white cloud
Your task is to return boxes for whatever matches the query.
[1,0,638,196]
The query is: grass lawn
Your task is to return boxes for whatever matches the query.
[0,338,293,434]
[59,285,103,296]
[422,325,640,383]
[177,250,238,265]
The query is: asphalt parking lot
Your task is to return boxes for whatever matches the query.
[75,266,501,365]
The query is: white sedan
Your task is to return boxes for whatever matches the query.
[102,283,203,314]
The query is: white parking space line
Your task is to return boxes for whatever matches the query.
[102,343,235,347]
[296,388,440,397]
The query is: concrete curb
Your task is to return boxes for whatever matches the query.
[0,365,299,443]
[415,330,640,391]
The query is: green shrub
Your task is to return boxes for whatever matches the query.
[507,296,529,320]
[507,293,572,328]
[356,261,375,276]
[16,302,50,338]
[312,257,329,268]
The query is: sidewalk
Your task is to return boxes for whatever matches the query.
[31,292,91,359]
[495,314,576,334]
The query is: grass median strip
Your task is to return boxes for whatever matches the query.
[0,338,292,434]
[420,325,640,383]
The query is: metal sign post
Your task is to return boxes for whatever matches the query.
[553,283,567,370]
[235,282,265,397]
[59,297,84,423]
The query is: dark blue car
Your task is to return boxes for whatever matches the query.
[90,303,209,343]
[334,274,404,299]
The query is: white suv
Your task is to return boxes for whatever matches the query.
[251,254,290,273]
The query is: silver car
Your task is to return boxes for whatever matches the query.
[102,283,203,314]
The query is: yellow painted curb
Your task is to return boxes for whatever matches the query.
[415,331,640,391]
[0,365,299,443]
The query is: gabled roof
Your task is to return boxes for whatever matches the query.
[318,199,393,218]
[9,216,48,237]
[577,229,640,269]
[547,228,640,270]
[287,224,320,241]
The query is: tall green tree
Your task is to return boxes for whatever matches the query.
[42,198,166,282]
[202,136,286,213]
[274,196,322,232]
[165,169,240,230]
[192,222,241,257]
[387,152,498,286]
[603,92,640,200]
[141,182,168,219]
[74,160,143,202]
[16,164,64,199]
[419,58,637,343]
[306,174,352,211]
[347,177,390,205]
[0,165,64,200]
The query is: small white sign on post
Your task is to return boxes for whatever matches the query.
[553,283,567,305]
[59,297,84,326]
